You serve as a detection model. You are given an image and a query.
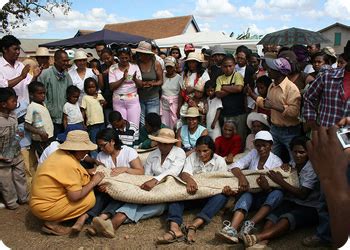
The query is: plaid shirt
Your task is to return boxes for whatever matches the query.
[303,67,350,127]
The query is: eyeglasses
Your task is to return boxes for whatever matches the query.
[118,47,131,53]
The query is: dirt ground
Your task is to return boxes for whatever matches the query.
[0,204,331,250]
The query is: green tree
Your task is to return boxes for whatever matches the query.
[0,0,71,33]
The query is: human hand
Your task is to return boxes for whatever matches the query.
[210,122,216,130]
[263,98,274,109]
[256,175,270,191]
[123,68,128,79]
[140,178,158,191]
[186,178,198,195]
[91,172,105,186]
[92,68,100,76]
[246,86,253,96]
[40,132,49,141]
[97,184,108,193]
[238,176,249,192]
[110,167,127,177]
[222,186,238,196]
[21,65,30,78]
[225,153,234,164]
[267,170,284,185]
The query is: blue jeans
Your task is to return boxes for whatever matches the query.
[167,194,228,225]
[86,191,112,223]
[140,96,160,127]
[270,125,301,163]
[234,190,284,213]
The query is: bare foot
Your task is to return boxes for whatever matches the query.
[186,225,197,243]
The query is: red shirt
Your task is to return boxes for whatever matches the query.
[215,135,242,157]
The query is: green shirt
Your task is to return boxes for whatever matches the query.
[38,66,73,124]
[138,123,167,149]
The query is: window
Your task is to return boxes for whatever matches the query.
[334,32,342,46]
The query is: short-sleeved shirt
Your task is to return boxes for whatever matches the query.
[96,145,138,169]
[81,94,105,126]
[144,146,186,182]
[182,152,228,175]
[111,121,139,147]
[109,63,142,95]
[25,102,54,139]
[229,149,282,170]
[63,102,84,124]
[285,161,320,208]
[180,125,207,149]
[216,72,245,116]
[162,74,182,97]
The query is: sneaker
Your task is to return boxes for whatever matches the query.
[215,220,239,243]
[240,220,255,236]
[302,235,332,248]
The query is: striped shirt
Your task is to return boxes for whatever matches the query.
[113,120,139,147]
[303,67,350,127]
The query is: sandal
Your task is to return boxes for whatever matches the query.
[41,224,71,236]
[70,222,84,235]
[156,230,185,245]
[243,234,258,247]
[186,225,197,244]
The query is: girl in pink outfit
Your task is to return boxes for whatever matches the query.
[160,56,182,129]
[109,47,143,128]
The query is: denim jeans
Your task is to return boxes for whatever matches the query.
[167,194,228,226]
[234,190,284,213]
[270,125,301,163]
[140,96,160,127]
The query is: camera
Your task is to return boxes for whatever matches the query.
[337,126,350,149]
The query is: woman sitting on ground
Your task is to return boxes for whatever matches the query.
[30,130,105,235]
[217,131,283,244]
[176,107,208,156]
[157,135,229,245]
[91,128,186,238]
[245,112,270,151]
[242,136,320,248]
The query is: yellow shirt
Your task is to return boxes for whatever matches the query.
[215,72,244,92]
[81,93,105,126]
[30,150,95,221]
[256,77,301,127]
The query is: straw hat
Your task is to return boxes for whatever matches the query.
[164,56,176,67]
[132,41,154,54]
[185,52,204,62]
[322,46,337,59]
[254,131,273,142]
[182,107,201,118]
[148,128,178,144]
[73,50,88,61]
[58,130,97,151]
[35,47,50,57]
[246,112,270,130]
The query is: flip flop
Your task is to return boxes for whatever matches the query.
[156,230,185,245]
[186,226,197,244]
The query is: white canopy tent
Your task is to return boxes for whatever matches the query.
[155,31,260,52]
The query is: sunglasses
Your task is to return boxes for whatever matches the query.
[118,47,131,53]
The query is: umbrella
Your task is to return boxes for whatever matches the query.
[258,27,330,46]
[40,29,149,49]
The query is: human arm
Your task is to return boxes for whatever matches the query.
[231,167,250,192]
[111,157,144,176]
[149,61,163,87]
[2,64,30,88]
[179,172,198,195]
[221,84,244,94]
[175,128,182,148]
[211,108,221,129]
[24,122,49,141]
[109,67,127,92]
[92,68,104,90]
[63,114,68,130]
[66,172,105,202]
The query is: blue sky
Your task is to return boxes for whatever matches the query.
[8,0,350,39]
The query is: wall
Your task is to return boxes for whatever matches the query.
[320,26,350,54]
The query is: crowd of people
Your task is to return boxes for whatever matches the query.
[0,33,349,248]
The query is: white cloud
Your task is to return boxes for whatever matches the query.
[199,22,211,31]
[236,6,265,20]
[12,20,48,38]
[324,0,350,20]
[268,0,316,10]
[244,23,280,36]
[254,0,268,9]
[152,10,174,18]
[195,0,236,17]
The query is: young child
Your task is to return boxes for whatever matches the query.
[205,79,222,140]
[217,131,283,244]
[137,112,166,149]
[108,110,139,147]
[81,77,106,144]
[63,85,85,131]
[161,56,182,129]
[0,87,28,209]
[215,121,242,164]
[242,136,320,248]
[25,81,54,156]
[247,75,272,118]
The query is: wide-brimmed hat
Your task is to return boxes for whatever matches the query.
[148,128,178,144]
[211,45,226,56]
[254,131,273,142]
[132,41,154,54]
[164,56,176,67]
[35,47,50,57]
[246,112,270,130]
[265,57,291,75]
[58,130,97,151]
[73,50,88,61]
[182,107,201,118]
[322,46,337,59]
[185,52,204,62]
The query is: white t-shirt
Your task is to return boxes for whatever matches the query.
[63,102,84,124]
[206,97,223,140]
[25,102,54,139]
[96,145,138,169]
[229,149,282,170]
[162,73,182,97]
